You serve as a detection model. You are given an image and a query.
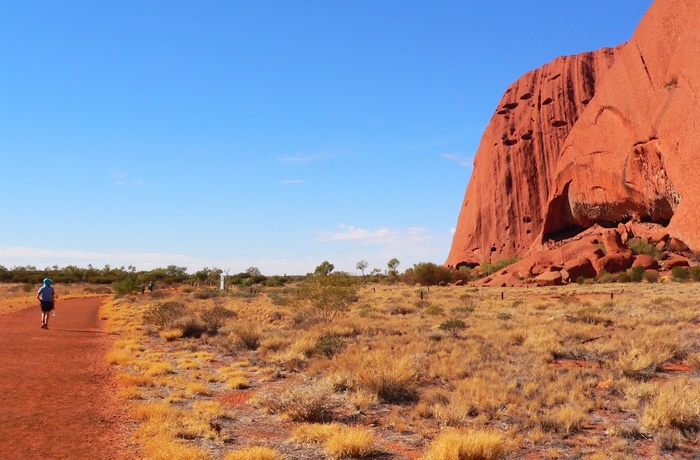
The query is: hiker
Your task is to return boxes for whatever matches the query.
[140,282,146,294]
[148,281,154,292]
[36,278,56,329]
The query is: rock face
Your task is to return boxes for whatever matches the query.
[446,0,700,270]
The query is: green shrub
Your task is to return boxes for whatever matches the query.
[690,266,700,282]
[645,270,660,283]
[315,334,345,358]
[113,275,141,296]
[294,273,359,324]
[424,305,445,316]
[629,265,646,283]
[438,319,467,338]
[628,237,661,259]
[672,266,690,281]
[480,258,520,277]
[617,272,631,283]
[411,262,453,286]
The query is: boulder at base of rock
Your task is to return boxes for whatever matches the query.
[596,251,634,274]
[663,256,690,270]
[632,254,660,270]
[535,271,563,286]
[564,257,597,281]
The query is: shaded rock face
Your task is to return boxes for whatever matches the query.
[447,0,700,270]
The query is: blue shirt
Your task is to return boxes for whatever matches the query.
[38,286,55,302]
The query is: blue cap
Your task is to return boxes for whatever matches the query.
[43,278,52,286]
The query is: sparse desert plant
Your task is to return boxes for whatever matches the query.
[200,305,237,335]
[439,318,468,338]
[641,377,700,439]
[629,265,646,283]
[672,266,690,281]
[224,447,283,460]
[628,237,661,259]
[171,315,208,338]
[315,334,345,358]
[294,273,360,324]
[293,423,376,459]
[615,346,673,380]
[539,404,587,435]
[257,378,340,422]
[421,428,506,460]
[232,324,262,350]
[142,301,187,329]
[356,352,420,403]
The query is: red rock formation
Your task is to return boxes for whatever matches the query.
[447,0,700,271]
[446,48,621,268]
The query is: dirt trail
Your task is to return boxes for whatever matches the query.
[0,296,134,459]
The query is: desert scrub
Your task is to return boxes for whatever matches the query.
[142,301,187,329]
[200,304,237,334]
[224,447,283,460]
[421,428,506,460]
[293,423,376,459]
[257,378,341,422]
[355,352,421,403]
[641,377,700,439]
[294,272,360,324]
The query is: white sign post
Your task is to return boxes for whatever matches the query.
[220,273,225,291]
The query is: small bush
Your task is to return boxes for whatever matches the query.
[142,301,187,329]
[356,353,420,403]
[224,447,283,460]
[629,265,646,283]
[439,319,468,338]
[193,289,220,299]
[257,378,338,422]
[642,377,700,439]
[315,334,345,358]
[421,428,505,460]
[200,305,237,335]
[232,325,262,350]
[629,237,661,259]
[645,270,660,283]
[690,266,700,282]
[672,267,690,281]
[113,276,141,296]
[480,258,520,277]
[171,315,207,338]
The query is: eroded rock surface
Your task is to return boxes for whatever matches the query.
[447,0,700,274]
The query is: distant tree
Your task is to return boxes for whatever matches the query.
[387,258,400,276]
[412,262,452,286]
[314,261,335,276]
[246,267,261,277]
[356,260,368,276]
[295,272,359,323]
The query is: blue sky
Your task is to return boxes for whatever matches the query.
[0,1,653,275]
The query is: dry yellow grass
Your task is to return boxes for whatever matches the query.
[99,281,700,458]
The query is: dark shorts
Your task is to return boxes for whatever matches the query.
[40,301,54,312]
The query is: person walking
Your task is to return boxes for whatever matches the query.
[37,278,56,329]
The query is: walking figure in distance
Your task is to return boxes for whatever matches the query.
[148,281,154,293]
[37,278,56,329]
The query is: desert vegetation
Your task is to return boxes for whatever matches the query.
[94,275,700,459]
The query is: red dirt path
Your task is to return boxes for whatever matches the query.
[0,297,134,459]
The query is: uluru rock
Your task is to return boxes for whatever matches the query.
[564,257,597,281]
[447,0,700,271]
[445,47,620,268]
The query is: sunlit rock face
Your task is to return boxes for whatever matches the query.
[447,0,700,270]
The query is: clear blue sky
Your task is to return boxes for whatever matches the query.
[0,1,652,275]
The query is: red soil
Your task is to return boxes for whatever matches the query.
[0,297,134,459]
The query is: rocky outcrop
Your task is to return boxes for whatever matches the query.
[447,0,700,271]
[445,48,620,268]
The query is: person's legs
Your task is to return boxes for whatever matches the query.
[41,311,48,327]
